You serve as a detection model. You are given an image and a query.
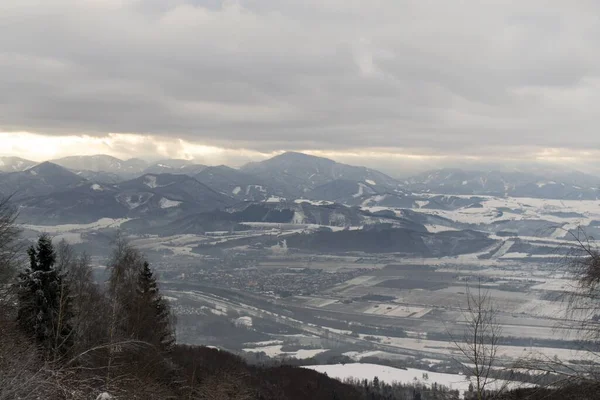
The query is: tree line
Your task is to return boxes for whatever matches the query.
[2,215,177,398]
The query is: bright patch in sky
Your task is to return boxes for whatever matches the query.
[1,132,600,176]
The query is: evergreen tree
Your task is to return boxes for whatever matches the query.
[413,388,422,400]
[133,262,175,352]
[373,376,380,393]
[16,234,74,359]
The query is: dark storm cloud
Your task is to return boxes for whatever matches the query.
[1,0,600,154]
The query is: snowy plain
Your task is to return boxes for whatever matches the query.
[304,363,532,397]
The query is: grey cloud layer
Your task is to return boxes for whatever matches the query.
[1,0,599,152]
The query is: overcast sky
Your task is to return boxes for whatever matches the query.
[1,0,600,176]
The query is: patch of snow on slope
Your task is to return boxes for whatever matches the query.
[296,349,329,358]
[500,252,531,259]
[23,218,130,233]
[294,199,334,205]
[144,175,158,188]
[244,345,328,359]
[244,340,284,347]
[409,196,600,243]
[235,316,253,327]
[353,183,367,198]
[342,350,393,361]
[124,197,142,209]
[91,184,103,191]
[536,181,556,188]
[415,200,429,208]
[361,194,388,207]
[365,179,376,185]
[265,196,285,203]
[292,210,306,224]
[492,240,515,259]
[159,198,182,208]
[246,185,266,194]
[232,186,241,195]
[425,225,458,233]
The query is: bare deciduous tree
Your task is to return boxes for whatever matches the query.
[55,240,106,352]
[516,228,600,390]
[196,371,254,400]
[0,196,21,286]
[564,229,600,342]
[505,227,600,397]
[452,283,503,400]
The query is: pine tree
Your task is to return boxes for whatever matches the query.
[133,262,175,352]
[16,234,74,359]
[373,376,380,393]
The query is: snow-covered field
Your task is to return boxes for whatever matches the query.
[23,218,130,233]
[411,196,600,231]
[354,335,590,362]
[363,304,432,318]
[304,363,531,395]
[159,197,182,209]
[243,344,328,359]
[424,224,459,233]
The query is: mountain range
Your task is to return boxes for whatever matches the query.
[0,156,38,172]
[8,169,235,224]
[404,168,600,200]
[1,152,599,226]
[241,151,400,197]
[0,161,87,200]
